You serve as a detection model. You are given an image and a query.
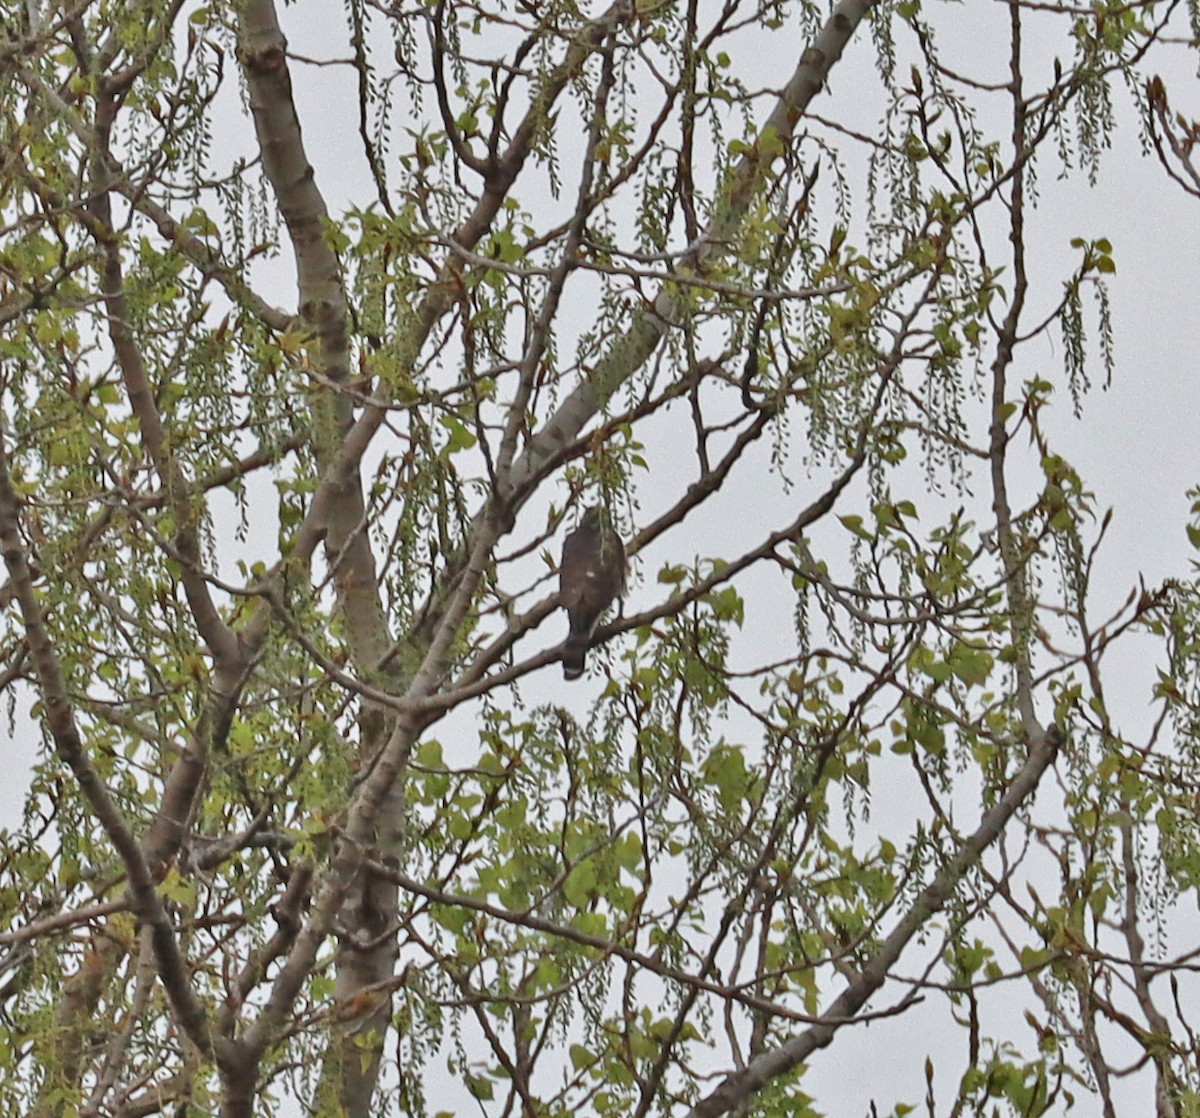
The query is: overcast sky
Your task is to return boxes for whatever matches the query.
[279,5,1200,1111]
[6,1,1199,1114]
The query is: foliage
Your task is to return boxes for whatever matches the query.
[0,1,1197,1117]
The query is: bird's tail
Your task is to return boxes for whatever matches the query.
[562,630,589,680]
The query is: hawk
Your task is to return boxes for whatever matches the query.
[559,506,626,680]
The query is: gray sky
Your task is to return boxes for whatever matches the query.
[5,1,1199,1114]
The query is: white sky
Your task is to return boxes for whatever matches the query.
[5,1,1200,1114]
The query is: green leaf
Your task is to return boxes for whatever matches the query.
[465,1072,494,1101]
[439,414,478,452]
[839,514,872,540]
[564,860,598,908]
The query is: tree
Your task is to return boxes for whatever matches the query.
[1,0,1198,1115]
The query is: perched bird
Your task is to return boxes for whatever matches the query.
[559,506,626,680]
